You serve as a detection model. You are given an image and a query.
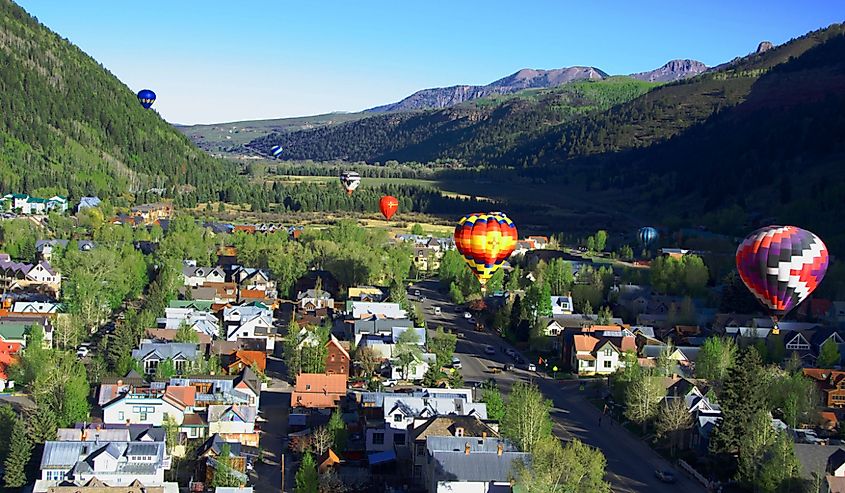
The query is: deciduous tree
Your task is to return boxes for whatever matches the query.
[501,382,552,453]
[655,399,692,457]
[625,375,664,432]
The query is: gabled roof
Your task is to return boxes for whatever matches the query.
[293,373,347,394]
[427,437,528,483]
[163,385,196,410]
[326,335,350,360]
[411,415,499,443]
[207,404,257,424]
[131,342,199,362]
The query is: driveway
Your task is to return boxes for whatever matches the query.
[411,279,705,493]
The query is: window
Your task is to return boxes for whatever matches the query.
[414,465,422,477]
[305,384,311,390]
[373,433,385,445]
[118,411,125,421]
[455,427,464,437]
[586,361,594,367]
[393,433,406,445]
[603,348,613,356]
[416,445,425,456]
[393,414,403,423]
[603,361,612,369]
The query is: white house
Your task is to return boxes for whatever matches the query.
[390,352,436,381]
[296,289,334,311]
[223,305,274,351]
[350,301,407,319]
[182,264,225,288]
[101,385,196,426]
[364,390,486,452]
[160,307,220,339]
[37,439,169,488]
[551,295,574,316]
[571,334,634,376]
[207,404,258,446]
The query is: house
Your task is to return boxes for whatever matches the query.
[170,367,261,408]
[390,352,436,381]
[421,436,528,493]
[131,343,200,375]
[207,405,258,447]
[551,295,573,316]
[570,334,635,376]
[0,319,44,347]
[197,434,251,487]
[158,307,220,339]
[317,449,342,474]
[803,369,845,408]
[36,439,170,489]
[409,415,500,480]
[349,301,407,320]
[182,264,226,288]
[297,289,334,311]
[0,338,21,391]
[348,317,413,347]
[36,477,177,493]
[220,350,266,375]
[36,239,95,261]
[1,194,67,214]
[348,286,387,302]
[130,203,173,225]
[290,373,347,409]
[526,235,549,249]
[11,301,62,315]
[794,444,845,493]
[0,254,62,292]
[326,335,350,376]
[102,385,196,426]
[144,328,213,345]
[234,268,276,298]
[77,196,102,213]
[362,390,486,452]
[222,305,274,351]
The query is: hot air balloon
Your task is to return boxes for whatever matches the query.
[380,195,398,220]
[340,171,361,195]
[736,225,828,333]
[638,227,659,248]
[454,212,518,289]
[137,89,156,109]
[271,145,283,158]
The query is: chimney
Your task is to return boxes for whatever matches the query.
[81,429,88,441]
[482,431,487,440]
[465,442,471,455]
[117,379,123,387]
[497,442,503,457]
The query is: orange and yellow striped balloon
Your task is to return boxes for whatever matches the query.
[453,212,518,287]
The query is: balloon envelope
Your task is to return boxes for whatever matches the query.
[340,171,361,195]
[454,212,518,286]
[736,225,828,317]
[380,195,398,220]
[638,227,658,248]
[137,89,156,109]
[271,145,283,157]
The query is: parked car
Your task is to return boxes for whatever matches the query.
[451,357,462,369]
[382,379,398,387]
[484,345,496,355]
[467,317,476,325]
[76,346,90,358]
[505,348,516,357]
[527,363,537,371]
[414,289,421,297]
[433,306,441,316]
[654,469,677,484]
[463,312,472,319]
[503,363,515,371]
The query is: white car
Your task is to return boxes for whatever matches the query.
[382,379,398,387]
[463,312,472,319]
[528,363,537,372]
[451,357,462,369]
[76,347,90,358]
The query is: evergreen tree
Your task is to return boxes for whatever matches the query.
[211,443,242,487]
[710,349,766,462]
[3,417,32,488]
[327,408,348,452]
[295,451,319,493]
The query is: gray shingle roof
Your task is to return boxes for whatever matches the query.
[428,441,529,483]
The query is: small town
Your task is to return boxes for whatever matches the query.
[1,2,843,492]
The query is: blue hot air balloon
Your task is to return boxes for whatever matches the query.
[137,89,156,109]
[638,227,659,248]
[271,145,283,158]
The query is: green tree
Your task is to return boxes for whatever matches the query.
[155,358,179,379]
[480,385,505,422]
[817,339,841,368]
[758,431,803,493]
[710,349,766,463]
[163,414,180,455]
[26,405,58,445]
[655,399,692,457]
[596,306,613,325]
[506,265,523,292]
[695,336,737,383]
[3,417,32,488]
[429,327,457,368]
[327,408,348,452]
[501,382,552,453]
[594,230,608,252]
[448,282,465,304]
[516,437,610,493]
[545,259,573,295]
[394,328,423,379]
[353,346,380,378]
[625,374,664,432]
[31,351,91,427]
[410,224,424,235]
[175,322,199,343]
[211,443,242,487]
[422,366,443,387]
[295,451,319,493]
[0,405,16,461]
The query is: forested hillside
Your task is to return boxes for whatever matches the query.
[251,77,658,164]
[0,0,239,203]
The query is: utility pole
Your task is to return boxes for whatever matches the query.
[280,453,285,492]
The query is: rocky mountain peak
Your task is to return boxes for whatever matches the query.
[756,41,774,54]
[629,59,708,83]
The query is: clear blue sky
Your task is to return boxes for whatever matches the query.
[16,0,843,124]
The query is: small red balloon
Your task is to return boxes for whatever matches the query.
[380,195,399,220]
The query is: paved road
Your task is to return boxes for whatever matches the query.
[411,279,705,493]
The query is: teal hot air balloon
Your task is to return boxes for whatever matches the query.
[638,227,658,248]
[137,89,156,109]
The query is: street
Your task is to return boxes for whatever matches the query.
[411,279,706,493]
